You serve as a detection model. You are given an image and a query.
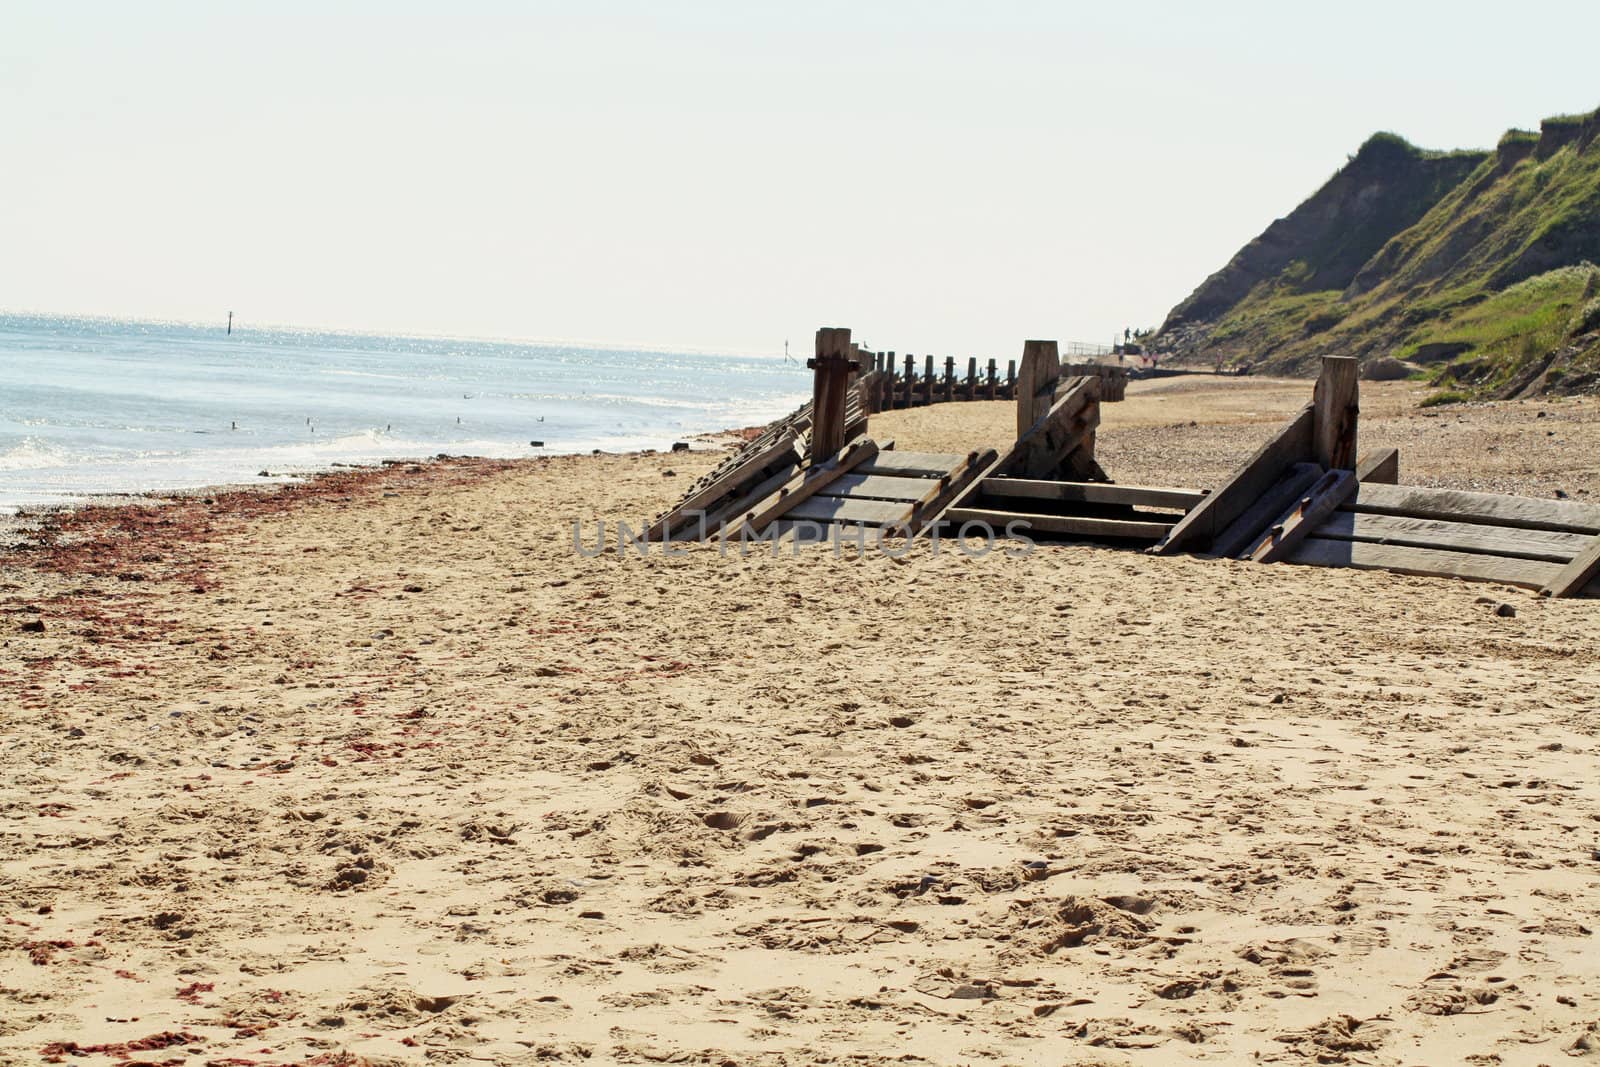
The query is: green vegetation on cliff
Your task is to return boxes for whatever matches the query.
[1155,106,1600,398]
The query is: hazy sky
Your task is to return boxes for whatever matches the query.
[3,2,1597,356]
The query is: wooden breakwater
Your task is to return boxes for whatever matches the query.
[854,348,1126,413]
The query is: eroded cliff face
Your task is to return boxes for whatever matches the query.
[1162,135,1485,330]
[1153,107,1600,398]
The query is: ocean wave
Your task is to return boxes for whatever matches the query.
[1,313,810,508]
[319,368,427,383]
[0,436,105,472]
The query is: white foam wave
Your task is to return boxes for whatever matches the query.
[0,437,100,472]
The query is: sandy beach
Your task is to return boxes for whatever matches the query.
[3,376,1599,1066]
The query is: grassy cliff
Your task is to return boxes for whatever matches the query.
[1155,107,1600,399]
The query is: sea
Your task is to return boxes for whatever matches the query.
[0,314,811,514]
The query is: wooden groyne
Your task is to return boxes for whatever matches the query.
[853,347,1126,413]
[647,324,1599,599]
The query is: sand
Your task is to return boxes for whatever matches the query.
[2,377,1599,1066]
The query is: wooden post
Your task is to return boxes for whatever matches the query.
[847,342,868,421]
[1006,359,1017,400]
[1016,340,1060,437]
[902,354,915,409]
[987,358,999,401]
[881,351,895,411]
[965,357,977,400]
[923,355,935,405]
[943,356,956,402]
[1313,356,1359,471]
[808,326,857,462]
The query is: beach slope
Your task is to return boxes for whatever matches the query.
[3,380,1599,1066]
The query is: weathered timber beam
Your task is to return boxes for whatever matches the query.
[1542,535,1600,598]
[997,375,1102,480]
[1290,538,1561,591]
[1355,447,1399,484]
[742,438,883,535]
[1247,468,1358,564]
[1348,484,1600,534]
[903,448,1001,536]
[645,431,801,541]
[978,479,1206,511]
[695,459,801,542]
[1316,511,1590,565]
[944,507,1172,541]
[1209,463,1323,560]
[1153,404,1315,555]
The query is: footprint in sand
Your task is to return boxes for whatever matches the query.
[1237,938,1329,998]
[1404,981,1502,1015]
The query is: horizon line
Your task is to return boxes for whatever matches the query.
[0,305,807,363]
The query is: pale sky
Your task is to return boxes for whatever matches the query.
[3,1,1597,356]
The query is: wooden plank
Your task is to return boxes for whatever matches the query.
[645,431,800,540]
[1541,534,1600,597]
[1154,404,1315,555]
[896,449,989,535]
[858,451,966,477]
[1313,355,1359,470]
[783,494,914,526]
[695,458,800,540]
[816,472,935,502]
[1000,376,1101,480]
[1247,468,1358,563]
[743,439,882,534]
[910,448,1002,534]
[1349,483,1600,534]
[979,478,1205,511]
[1020,402,1100,480]
[1211,463,1323,560]
[1289,537,1562,591]
[1317,511,1590,565]
[675,411,801,497]
[1355,447,1399,484]
[945,507,1172,541]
